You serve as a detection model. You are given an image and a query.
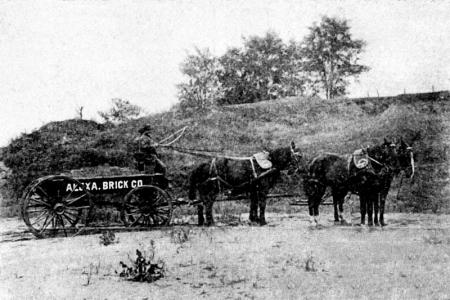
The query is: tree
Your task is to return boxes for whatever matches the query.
[301,16,369,99]
[98,98,143,124]
[218,32,307,104]
[177,48,223,114]
[218,32,304,105]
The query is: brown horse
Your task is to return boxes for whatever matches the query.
[188,142,301,226]
[303,138,406,226]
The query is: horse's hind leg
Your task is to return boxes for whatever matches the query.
[304,179,325,225]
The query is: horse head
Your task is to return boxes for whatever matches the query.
[396,138,415,179]
[268,141,302,173]
[366,138,399,172]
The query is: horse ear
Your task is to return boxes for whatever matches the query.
[290,140,296,150]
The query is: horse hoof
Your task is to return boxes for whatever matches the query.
[368,222,373,227]
[375,222,380,227]
[381,222,387,227]
[334,221,340,225]
[259,221,267,226]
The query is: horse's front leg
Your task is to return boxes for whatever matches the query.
[367,195,374,226]
[258,192,267,226]
[360,194,366,225]
[374,193,380,226]
[197,204,205,226]
[249,190,259,223]
[202,192,215,226]
[379,193,387,226]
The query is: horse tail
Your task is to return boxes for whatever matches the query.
[188,167,198,200]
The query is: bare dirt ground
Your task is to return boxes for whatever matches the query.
[1,211,450,300]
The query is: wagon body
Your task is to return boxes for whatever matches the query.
[20,173,173,238]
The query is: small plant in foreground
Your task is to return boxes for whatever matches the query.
[170,227,191,245]
[99,230,118,246]
[119,246,165,283]
[304,252,318,272]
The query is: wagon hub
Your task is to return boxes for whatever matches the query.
[53,203,66,215]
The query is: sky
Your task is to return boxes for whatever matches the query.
[1,0,449,147]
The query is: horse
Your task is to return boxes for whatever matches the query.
[188,141,301,226]
[302,138,401,226]
[358,139,414,226]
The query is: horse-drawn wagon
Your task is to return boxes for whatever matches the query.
[20,126,302,238]
[21,172,174,238]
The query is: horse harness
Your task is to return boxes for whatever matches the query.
[206,154,276,190]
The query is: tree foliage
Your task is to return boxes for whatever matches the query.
[177,48,223,115]
[218,32,305,105]
[177,17,369,109]
[301,16,369,99]
[99,98,143,123]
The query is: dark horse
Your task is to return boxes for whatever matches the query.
[303,138,414,226]
[358,139,414,226]
[188,142,301,226]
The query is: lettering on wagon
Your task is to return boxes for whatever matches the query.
[65,179,143,192]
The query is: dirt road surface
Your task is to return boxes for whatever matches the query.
[1,212,449,299]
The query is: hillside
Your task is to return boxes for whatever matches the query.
[1,91,449,215]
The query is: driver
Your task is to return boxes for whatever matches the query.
[136,124,167,176]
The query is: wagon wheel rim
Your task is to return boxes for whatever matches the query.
[121,185,172,227]
[21,176,92,238]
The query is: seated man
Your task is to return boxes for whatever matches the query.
[135,124,167,176]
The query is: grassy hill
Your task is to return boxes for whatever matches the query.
[1,92,449,216]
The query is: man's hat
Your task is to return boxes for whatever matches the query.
[138,124,152,135]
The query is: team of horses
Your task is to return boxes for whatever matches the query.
[188,138,414,227]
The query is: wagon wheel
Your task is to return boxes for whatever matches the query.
[121,185,172,227]
[21,175,92,238]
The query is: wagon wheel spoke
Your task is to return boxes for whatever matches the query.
[57,215,68,237]
[29,209,50,226]
[64,194,88,206]
[35,186,51,199]
[62,213,78,227]
[130,214,144,227]
[39,214,55,234]
[28,197,51,208]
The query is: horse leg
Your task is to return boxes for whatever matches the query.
[332,195,340,223]
[258,192,267,226]
[249,190,259,223]
[380,194,387,226]
[374,193,380,226]
[203,193,215,226]
[197,204,205,226]
[367,195,374,226]
[305,178,325,225]
[332,189,347,224]
[360,195,366,225]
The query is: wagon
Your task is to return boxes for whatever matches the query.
[21,172,175,238]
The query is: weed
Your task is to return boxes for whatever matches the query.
[99,230,118,246]
[170,227,191,245]
[82,261,100,286]
[118,241,165,283]
[304,252,318,272]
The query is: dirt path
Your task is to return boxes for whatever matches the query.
[1,212,449,300]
